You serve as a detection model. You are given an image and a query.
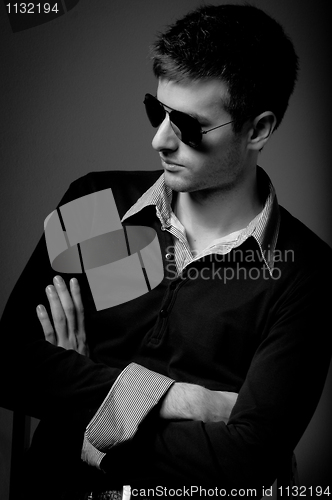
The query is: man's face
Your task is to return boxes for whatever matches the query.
[152,78,252,195]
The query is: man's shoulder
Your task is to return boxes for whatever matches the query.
[59,169,163,215]
[69,169,162,195]
[278,204,332,261]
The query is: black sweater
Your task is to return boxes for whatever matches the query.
[1,169,331,496]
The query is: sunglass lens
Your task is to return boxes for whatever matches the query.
[171,112,202,147]
[143,93,202,147]
[144,94,165,128]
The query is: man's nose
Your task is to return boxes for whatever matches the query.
[151,115,179,153]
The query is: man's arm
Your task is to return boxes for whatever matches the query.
[38,274,237,425]
[37,275,238,468]
[0,236,120,424]
[97,268,332,489]
[160,382,237,423]
[38,275,237,425]
[0,175,139,427]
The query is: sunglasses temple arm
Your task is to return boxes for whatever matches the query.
[202,120,234,134]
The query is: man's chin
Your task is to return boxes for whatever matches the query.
[163,170,192,192]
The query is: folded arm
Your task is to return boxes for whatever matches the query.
[99,271,332,488]
[37,276,238,468]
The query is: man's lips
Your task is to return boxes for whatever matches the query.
[160,158,185,169]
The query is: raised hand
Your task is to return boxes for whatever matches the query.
[36,275,89,356]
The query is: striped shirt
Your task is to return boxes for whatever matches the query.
[82,167,280,469]
[122,170,278,274]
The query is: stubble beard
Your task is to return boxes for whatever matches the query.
[163,143,246,201]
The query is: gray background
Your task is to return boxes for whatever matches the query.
[0,0,331,498]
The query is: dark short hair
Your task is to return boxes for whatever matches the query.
[151,4,299,132]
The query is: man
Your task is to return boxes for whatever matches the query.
[1,4,331,499]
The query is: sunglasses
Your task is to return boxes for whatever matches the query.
[144,93,234,148]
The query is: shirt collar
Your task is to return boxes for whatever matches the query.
[122,166,280,272]
[122,174,173,228]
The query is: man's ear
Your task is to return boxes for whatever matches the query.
[247,112,277,151]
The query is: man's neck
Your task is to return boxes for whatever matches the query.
[173,174,263,254]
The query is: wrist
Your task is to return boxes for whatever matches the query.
[159,382,206,420]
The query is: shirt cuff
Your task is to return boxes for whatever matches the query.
[81,435,106,470]
[85,363,174,453]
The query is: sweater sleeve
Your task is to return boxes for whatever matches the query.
[0,176,172,440]
[0,182,118,428]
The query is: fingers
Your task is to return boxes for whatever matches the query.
[70,278,85,334]
[37,276,88,355]
[53,276,77,334]
[70,278,88,355]
[36,304,56,344]
[45,276,77,348]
